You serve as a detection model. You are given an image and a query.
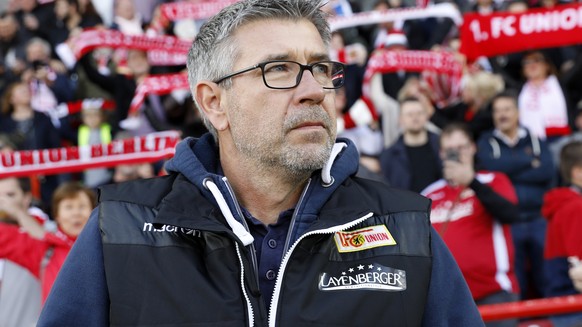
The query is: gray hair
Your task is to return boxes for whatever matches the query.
[26,37,52,57]
[186,0,331,140]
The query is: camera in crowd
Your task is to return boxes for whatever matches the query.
[445,149,460,162]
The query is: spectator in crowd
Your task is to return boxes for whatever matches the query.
[432,71,503,141]
[109,131,158,183]
[549,105,582,176]
[335,87,384,180]
[78,48,152,133]
[45,0,102,48]
[380,96,442,192]
[477,90,555,300]
[466,0,499,14]
[542,140,582,327]
[0,81,63,209]
[518,50,571,142]
[368,32,414,146]
[39,1,483,325]
[379,32,416,100]
[369,0,401,49]
[0,56,18,97]
[111,0,144,35]
[0,181,96,302]
[503,0,529,12]
[422,123,520,327]
[0,177,46,327]
[78,100,113,188]
[329,31,367,110]
[0,13,28,76]
[571,264,582,293]
[21,37,75,123]
[112,162,155,183]
[12,0,55,44]
[75,0,104,27]
[397,76,439,134]
[133,0,165,27]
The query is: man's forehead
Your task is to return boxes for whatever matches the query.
[0,178,20,191]
[442,132,470,144]
[231,19,327,62]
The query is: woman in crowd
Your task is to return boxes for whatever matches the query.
[0,81,64,209]
[518,50,571,142]
[0,181,96,302]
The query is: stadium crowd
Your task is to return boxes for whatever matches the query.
[0,0,582,326]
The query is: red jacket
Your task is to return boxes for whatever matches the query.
[422,172,519,300]
[0,222,75,302]
[542,187,582,259]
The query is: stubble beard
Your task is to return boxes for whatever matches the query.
[230,104,335,179]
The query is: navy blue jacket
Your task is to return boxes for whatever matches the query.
[39,134,484,326]
[476,129,555,220]
[379,132,442,191]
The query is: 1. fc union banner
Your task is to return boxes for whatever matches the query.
[460,3,582,61]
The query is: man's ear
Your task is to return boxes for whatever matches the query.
[572,165,582,185]
[194,81,229,131]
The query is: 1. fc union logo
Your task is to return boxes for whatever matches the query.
[334,225,396,253]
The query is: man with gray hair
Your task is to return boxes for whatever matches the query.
[39,1,482,326]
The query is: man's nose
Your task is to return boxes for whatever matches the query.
[295,69,325,104]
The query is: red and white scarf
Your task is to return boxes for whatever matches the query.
[129,73,190,116]
[70,29,190,66]
[362,50,463,100]
[518,75,570,139]
[328,3,462,31]
[160,0,239,21]
[0,131,180,178]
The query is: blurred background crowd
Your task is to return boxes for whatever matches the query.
[1,0,582,326]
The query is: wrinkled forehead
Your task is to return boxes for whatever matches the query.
[230,18,328,63]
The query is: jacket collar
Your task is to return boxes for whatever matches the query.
[161,133,361,235]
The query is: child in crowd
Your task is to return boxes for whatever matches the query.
[0,181,96,302]
[78,98,113,188]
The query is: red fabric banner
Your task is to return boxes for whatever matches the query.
[71,29,190,63]
[159,0,239,21]
[460,3,582,61]
[0,132,180,178]
[129,73,190,116]
[362,50,463,99]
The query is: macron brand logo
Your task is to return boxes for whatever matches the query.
[334,225,396,253]
[142,222,201,237]
[319,264,407,292]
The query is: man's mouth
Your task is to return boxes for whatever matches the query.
[293,121,326,130]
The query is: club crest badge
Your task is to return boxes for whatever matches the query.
[334,225,396,253]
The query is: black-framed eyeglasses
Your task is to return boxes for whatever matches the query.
[213,60,345,89]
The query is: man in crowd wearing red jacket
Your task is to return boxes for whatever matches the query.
[422,123,520,327]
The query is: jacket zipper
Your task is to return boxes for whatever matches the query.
[282,178,312,254]
[222,177,260,284]
[234,242,255,327]
[268,212,374,327]
[221,177,260,326]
